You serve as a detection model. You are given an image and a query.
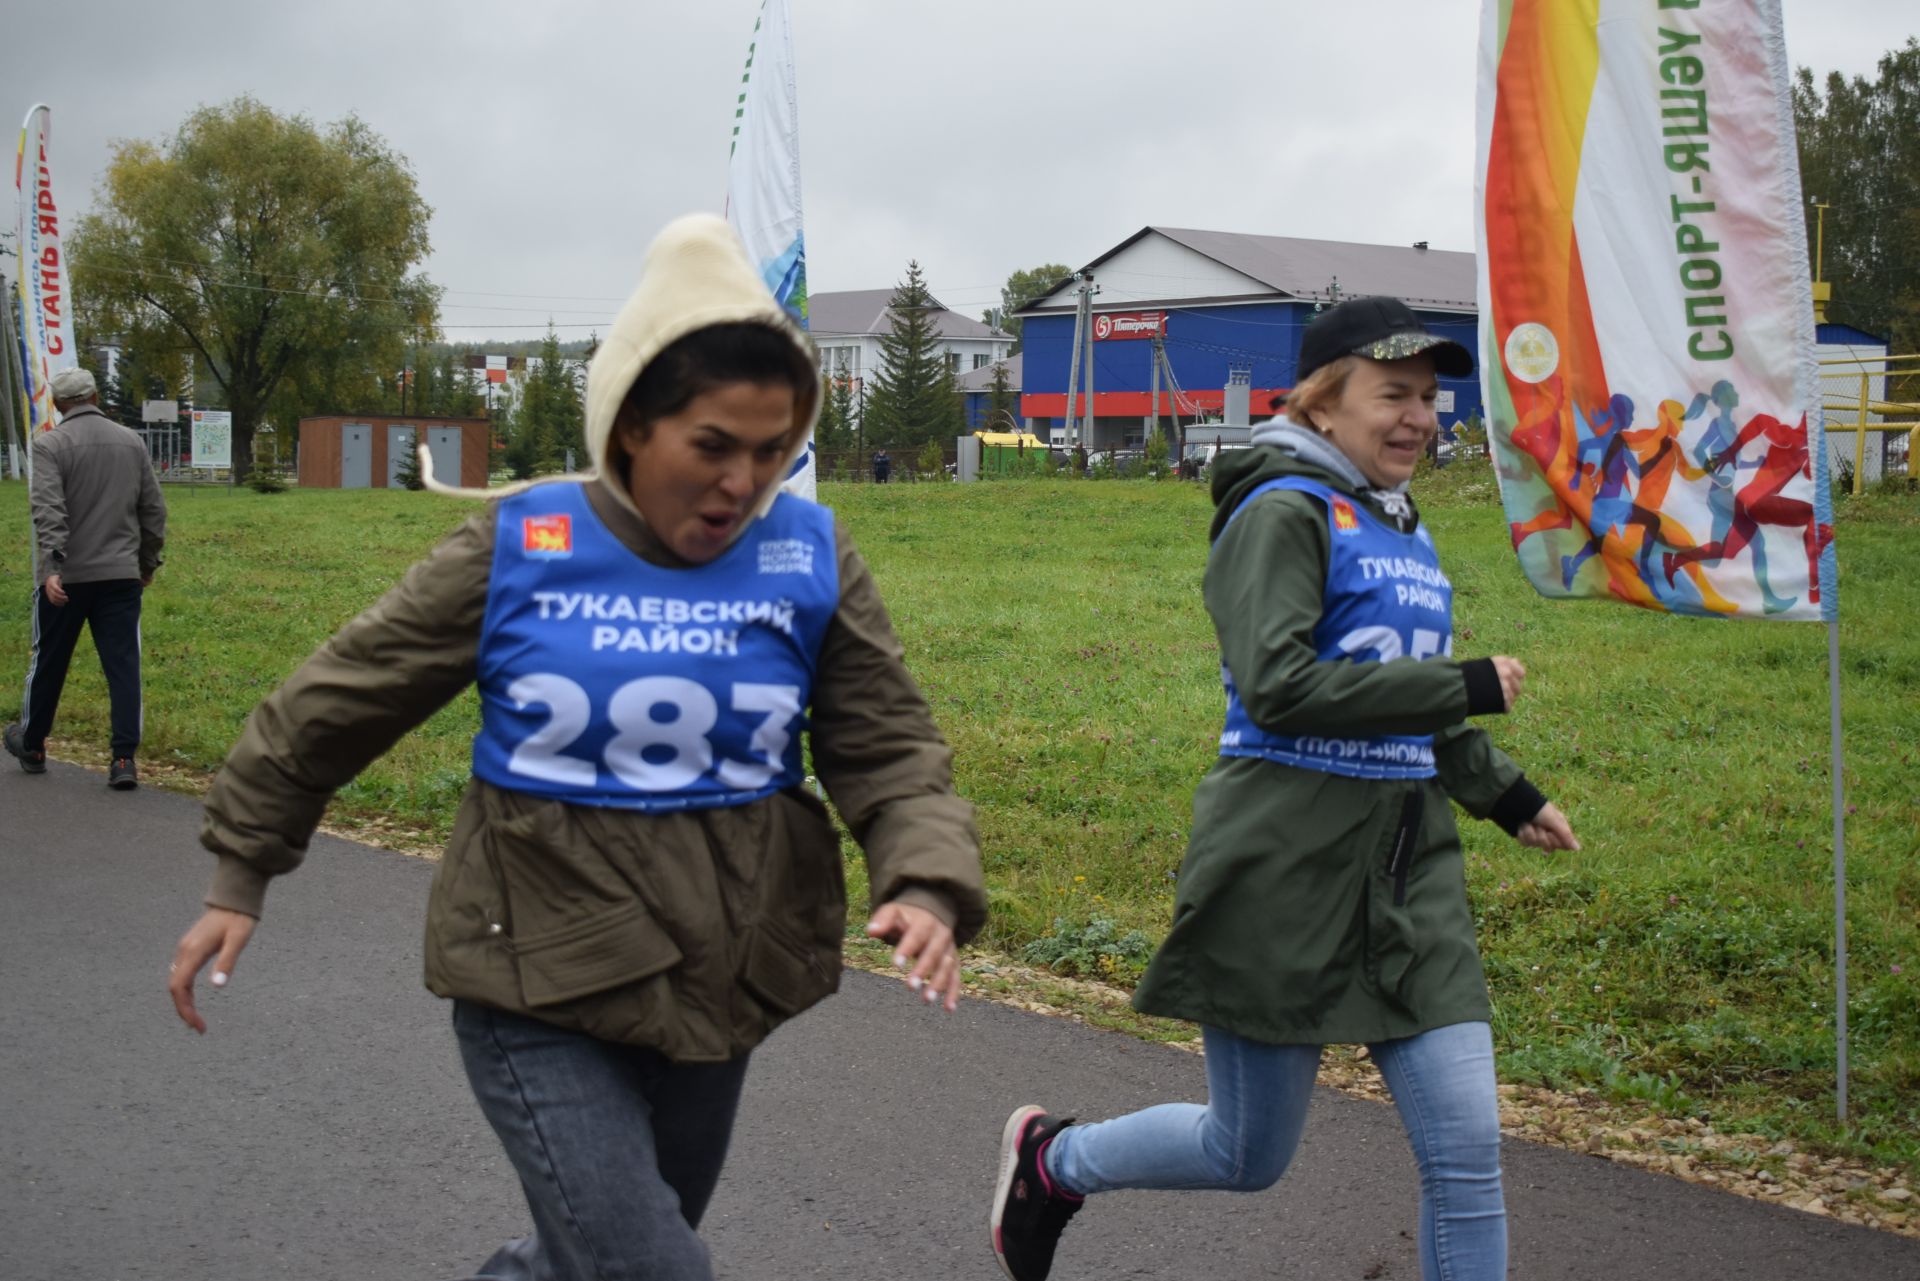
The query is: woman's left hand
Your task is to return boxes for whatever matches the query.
[1515,801,1581,852]
[865,901,961,1013]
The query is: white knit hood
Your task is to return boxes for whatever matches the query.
[424,213,819,531]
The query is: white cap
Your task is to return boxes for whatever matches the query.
[50,367,98,402]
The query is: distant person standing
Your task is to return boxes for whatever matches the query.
[872,448,892,484]
[5,367,167,788]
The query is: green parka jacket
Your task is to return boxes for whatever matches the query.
[198,215,986,1063]
[1131,437,1548,1045]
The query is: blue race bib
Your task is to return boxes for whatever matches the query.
[472,482,839,811]
[1216,476,1451,780]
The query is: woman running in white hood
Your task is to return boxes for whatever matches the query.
[168,215,987,1280]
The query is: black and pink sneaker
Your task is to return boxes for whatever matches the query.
[990,1105,1083,1281]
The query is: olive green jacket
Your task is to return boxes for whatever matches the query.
[1131,442,1547,1045]
[200,481,986,1062]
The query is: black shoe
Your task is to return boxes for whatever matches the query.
[991,1106,1082,1281]
[4,722,47,774]
[108,757,138,789]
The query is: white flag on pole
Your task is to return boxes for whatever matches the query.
[724,0,815,499]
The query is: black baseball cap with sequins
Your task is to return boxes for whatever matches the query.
[1295,296,1473,383]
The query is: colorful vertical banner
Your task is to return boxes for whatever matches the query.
[15,103,76,439]
[1476,0,1836,621]
[724,0,815,499]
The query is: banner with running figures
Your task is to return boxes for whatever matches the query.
[1475,0,1836,621]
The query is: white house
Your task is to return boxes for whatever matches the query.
[808,290,1013,422]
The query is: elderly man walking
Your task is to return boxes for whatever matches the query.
[4,367,168,788]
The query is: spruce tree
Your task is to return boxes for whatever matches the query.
[864,261,964,450]
[827,375,859,450]
[436,347,483,418]
[519,325,584,469]
[409,351,434,418]
[986,361,1017,432]
[393,428,425,490]
[814,374,844,449]
[496,382,544,480]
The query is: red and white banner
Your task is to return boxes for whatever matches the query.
[1092,311,1166,342]
[15,104,76,436]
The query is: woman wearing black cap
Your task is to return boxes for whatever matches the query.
[990,297,1578,1281]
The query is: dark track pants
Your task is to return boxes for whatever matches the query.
[21,578,145,758]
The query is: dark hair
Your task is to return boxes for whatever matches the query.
[619,321,816,433]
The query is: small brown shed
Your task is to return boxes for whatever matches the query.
[298,415,493,489]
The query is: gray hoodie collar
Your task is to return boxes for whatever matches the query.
[1248,417,1415,524]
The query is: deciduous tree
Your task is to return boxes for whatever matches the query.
[1794,39,1920,357]
[70,97,437,478]
[987,262,1071,353]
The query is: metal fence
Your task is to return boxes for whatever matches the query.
[133,424,190,477]
[1818,353,1920,492]
[815,448,957,483]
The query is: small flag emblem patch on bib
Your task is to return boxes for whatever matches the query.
[522,515,573,558]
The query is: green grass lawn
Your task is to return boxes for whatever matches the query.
[2,471,1915,1170]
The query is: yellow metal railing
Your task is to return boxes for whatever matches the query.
[1817,352,1920,494]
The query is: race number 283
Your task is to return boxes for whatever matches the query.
[505,673,801,792]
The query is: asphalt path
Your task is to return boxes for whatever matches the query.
[4,760,1916,1281]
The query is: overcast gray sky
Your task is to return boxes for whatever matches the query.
[10,0,1913,341]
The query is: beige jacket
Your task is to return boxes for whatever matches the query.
[199,216,986,1061]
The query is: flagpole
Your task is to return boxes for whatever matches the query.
[3,286,25,479]
[1828,618,1848,1121]
[13,116,38,580]
[725,0,812,499]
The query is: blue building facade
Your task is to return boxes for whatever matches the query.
[1015,228,1485,452]
[1021,303,1482,447]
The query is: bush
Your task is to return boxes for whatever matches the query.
[1023,915,1157,981]
[1834,458,1855,497]
[1143,431,1171,479]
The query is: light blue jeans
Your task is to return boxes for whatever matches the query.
[1045,1020,1506,1281]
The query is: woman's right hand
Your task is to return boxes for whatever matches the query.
[1516,801,1581,852]
[168,908,257,1034]
[1491,656,1527,711]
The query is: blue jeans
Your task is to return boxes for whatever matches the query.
[1045,1021,1506,1281]
[453,1001,751,1281]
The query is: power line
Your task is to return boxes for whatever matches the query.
[83,248,634,304]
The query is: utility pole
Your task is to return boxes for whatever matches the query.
[1153,335,1183,468]
[1810,199,1832,324]
[1147,328,1160,457]
[1062,273,1085,451]
[1082,272,1097,450]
